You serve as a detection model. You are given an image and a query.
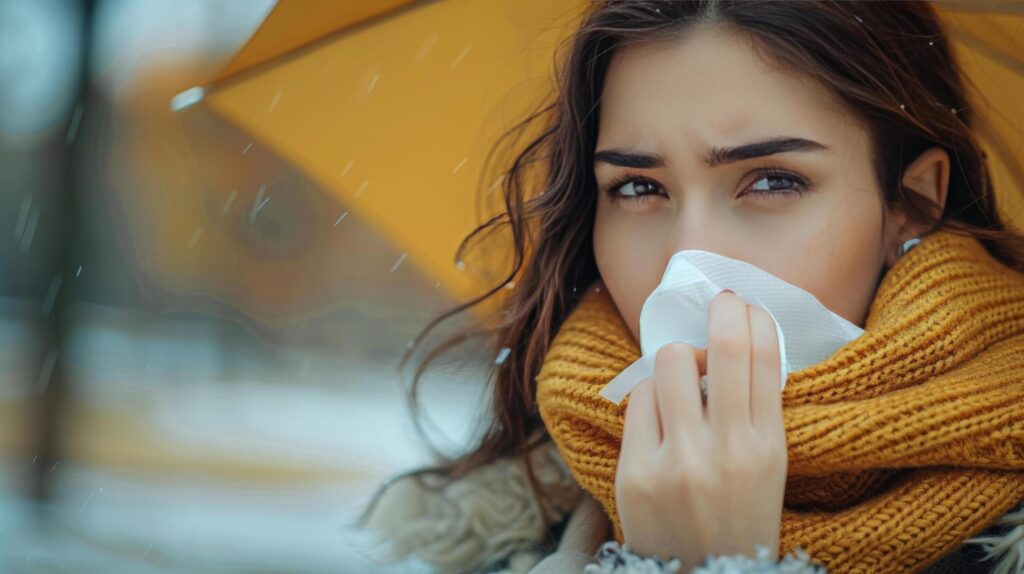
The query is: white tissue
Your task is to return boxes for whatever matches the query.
[598,250,865,405]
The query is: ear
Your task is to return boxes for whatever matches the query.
[884,146,950,266]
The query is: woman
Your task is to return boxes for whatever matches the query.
[358,1,1024,572]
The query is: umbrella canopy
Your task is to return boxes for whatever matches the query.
[174,0,1024,324]
[174,0,586,324]
[938,1,1024,228]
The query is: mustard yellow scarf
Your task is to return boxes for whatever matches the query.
[536,228,1024,573]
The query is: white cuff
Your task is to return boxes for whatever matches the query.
[582,541,828,574]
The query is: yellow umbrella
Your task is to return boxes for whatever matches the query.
[937,1,1024,229]
[173,0,586,323]
[172,0,1024,323]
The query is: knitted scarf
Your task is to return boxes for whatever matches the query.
[535,228,1024,573]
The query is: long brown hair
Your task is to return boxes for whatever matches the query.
[359,0,1024,535]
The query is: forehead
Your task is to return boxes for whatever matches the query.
[597,26,859,153]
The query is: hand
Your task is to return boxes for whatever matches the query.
[614,289,787,571]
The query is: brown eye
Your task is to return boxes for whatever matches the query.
[602,176,663,204]
[744,168,809,201]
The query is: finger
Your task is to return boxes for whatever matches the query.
[652,343,704,444]
[748,305,785,434]
[620,377,661,464]
[707,290,753,434]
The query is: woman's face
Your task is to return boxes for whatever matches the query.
[593,25,935,343]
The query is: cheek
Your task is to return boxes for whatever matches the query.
[593,207,662,342]
[789,188,886,327]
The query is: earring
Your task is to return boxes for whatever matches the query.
[898,237,921,259]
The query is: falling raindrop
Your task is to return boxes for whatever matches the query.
[334,211,349,226]
[452,157,468,174]
[36,348,57,392]
[495,347,511,365]
[450,44,472,69]
[390,252,408,273]
[223,189,238,213]
[80,492,95,512]
[341,160,354,178]
[415,33,438,64]
[188,227,203,249]
[66,102,84,145]
[354,179,370,199]
[486,175,505,197]
[41,275,62,317]
[249,184,270,225]
[19,206,40,253]
[367,74,380,94]
[14,193,32,240]
[75,265,83,278]
[456,260,466,271]
[268,89,282,112]
[242,142,253,155]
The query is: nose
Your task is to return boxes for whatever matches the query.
[666,199,730,259]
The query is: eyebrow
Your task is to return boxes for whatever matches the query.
[593,136,829,169]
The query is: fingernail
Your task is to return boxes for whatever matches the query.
[721,288,735,295]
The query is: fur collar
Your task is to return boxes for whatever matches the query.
[357,439,583,573]
[964,503,1024,574]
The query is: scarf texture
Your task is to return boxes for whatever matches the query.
[535,228,1024,573]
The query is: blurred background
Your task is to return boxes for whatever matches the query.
[1,0,1023,572]
[0,0,583,571]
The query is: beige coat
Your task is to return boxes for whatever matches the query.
[358,440,1024,573]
